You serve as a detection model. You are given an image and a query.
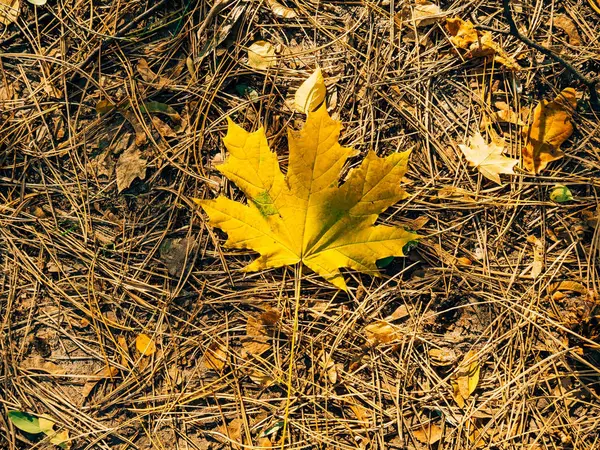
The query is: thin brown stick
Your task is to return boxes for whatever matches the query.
[501,0,600,110]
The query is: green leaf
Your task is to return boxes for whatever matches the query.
[96,100,115,115]
[260,421,284,438]
[550,185,573,203]
[8,411,43,434]
[376,256,394,269]
[140,101,181,121]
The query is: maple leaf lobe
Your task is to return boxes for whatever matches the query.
[197,105,419,290]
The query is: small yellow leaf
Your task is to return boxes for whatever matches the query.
[522,88,578,174]
[294,67,326,114]
[0,0,19,26]
[267,0,297,18]
[413,423,443,444]
[195,105,418,290]
[38,417,55,434]
[249,368,275,387]
[364,321,399,346]
[452,350,480,407]
[459,132,518,184]
[247,41,276,70]
[217,418,243,449]
[136,333,156,356]
[203,341,227,371]
[49,429,70,448]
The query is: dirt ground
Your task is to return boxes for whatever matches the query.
[1,0,600,449]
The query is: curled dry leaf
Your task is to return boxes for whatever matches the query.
[0,0,19,25]
[451,350,480,408]
[522,88,578,174]
[548,280,589,299]
[551,14,581,46]
[413,423,443,444]
[152,116,178,138]
[136,333,156,356]
[116,144,147,192]
[267,0,297,18]
[429,347,458,365]
[249,368,275,387]
[319,352,338,384]
[247,41,277,70]
[458,132,518,185]
[364,320,399,346]
[446,17,520,69]
[294,67,326,114]
[203,341,228,371]
[526,235,544,278]
[411,2,443,27]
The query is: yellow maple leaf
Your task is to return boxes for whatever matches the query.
[459,132,518,184]
[196,105,418,290]
[446,17,520,70]
[522,87,578,174]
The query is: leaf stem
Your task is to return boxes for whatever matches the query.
[500,0,600,110]
[280,263,302,448]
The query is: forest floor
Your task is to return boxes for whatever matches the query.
[1,0,600,449]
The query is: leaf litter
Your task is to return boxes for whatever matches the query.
[3,1,600,449]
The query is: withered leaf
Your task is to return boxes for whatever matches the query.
[522,88,578,174]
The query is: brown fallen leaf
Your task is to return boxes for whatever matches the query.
[550,14,582,46]
[217,418,243,449]
[346,399,370,427]
[446,17,520,69]
[116,144,147,192]
[428,347,458,365]
[451,350,480,408]
[0,0,19,26]
[152,116,178,138]
[203,341,228,371]
[413,423,443,444]
[136,333,156,356]
[81,365,119,400]
[255,437,273,448]
[410,1,443,27]
[137,59,171,89]
[242,309,281,358]
[160,237,196,276]
[522,88,578,174]
[20,355,63,374]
